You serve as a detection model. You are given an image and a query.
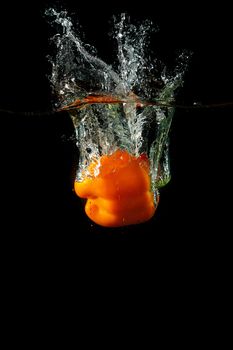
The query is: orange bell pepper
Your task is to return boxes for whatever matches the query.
[74,149,158,227]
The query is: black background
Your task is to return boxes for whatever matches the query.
[0,1,232,271]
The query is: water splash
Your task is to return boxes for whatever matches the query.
[46,8,122,106]
[46,9,188,105]
[46,9,189,226]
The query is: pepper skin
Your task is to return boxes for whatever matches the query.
[74,150,157,227]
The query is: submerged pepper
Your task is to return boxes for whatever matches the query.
[74,150,157,227]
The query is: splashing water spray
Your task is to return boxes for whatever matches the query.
[46,9,189,227]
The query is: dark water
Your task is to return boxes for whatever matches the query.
[0,10,232,342]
